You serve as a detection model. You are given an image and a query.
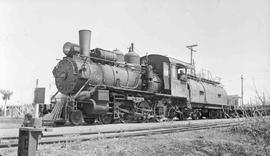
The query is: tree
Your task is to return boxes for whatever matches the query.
[0,89,13,117]
[252,80,268,105]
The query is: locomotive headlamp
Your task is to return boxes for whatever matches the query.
[63,42,72,54]
[63,42,80,56]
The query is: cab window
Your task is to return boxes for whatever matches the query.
[171,64,177,79]
[163,62,169,76]
[177,68,185,80]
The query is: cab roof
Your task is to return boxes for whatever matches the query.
[141,54,195,69]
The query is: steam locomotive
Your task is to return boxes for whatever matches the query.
[52,30,234,125]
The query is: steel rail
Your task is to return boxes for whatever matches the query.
[0,121,241,149]
[0,120,240,140]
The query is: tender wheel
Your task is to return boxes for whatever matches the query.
[84,118,96,124]
[167,108,177,119]
[209,110,217,119]
[191,112,198,120]
[217,110,224,119]
[99,114,114,124]
[191,110,202,120]
[177,112,185,120]
[69,110,83,125]
[177,108,189,120]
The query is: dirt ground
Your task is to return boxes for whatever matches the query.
[0,117,23,129]
[1,126,269,156]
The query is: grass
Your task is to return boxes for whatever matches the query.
[228,112,270,155]
[1,114,270,156]
[33,117,269,156]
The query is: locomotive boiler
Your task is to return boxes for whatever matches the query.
[52,29,232,125]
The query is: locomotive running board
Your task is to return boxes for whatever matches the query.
[95,85,187,99]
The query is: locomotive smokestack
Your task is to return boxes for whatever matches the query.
[79,29,91,57]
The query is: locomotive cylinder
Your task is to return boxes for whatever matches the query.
[79,30,91,57]
[83,99,109,114]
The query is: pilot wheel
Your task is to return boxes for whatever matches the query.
[69,110,83,125]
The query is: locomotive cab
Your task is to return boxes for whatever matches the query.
[141,54,193,98]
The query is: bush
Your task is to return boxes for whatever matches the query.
[229,109,270,154]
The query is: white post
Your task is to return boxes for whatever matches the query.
[35,103,39,118]
[4,101,7,117]
[4,106,6,117]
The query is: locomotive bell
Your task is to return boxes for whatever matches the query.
[79,30,91,57]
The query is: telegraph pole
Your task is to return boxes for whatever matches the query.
[241,75,244,105]
[36,79,39,88]
[35,79,39,118]
[186,44,198,75]
[186,44,198,65]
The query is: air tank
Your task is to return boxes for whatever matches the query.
[90,48,117,62]
[90,48,126,62]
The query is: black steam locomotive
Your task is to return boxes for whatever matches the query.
[52,30,233,125]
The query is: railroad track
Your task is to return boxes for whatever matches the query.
[0,120,242,149]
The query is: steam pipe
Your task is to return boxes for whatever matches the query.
[79,30,91,57]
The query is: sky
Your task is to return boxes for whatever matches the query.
[0,0,269,105]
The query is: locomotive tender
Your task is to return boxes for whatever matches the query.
[52,30,232,125]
